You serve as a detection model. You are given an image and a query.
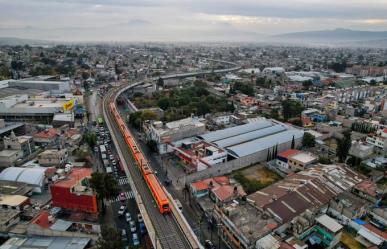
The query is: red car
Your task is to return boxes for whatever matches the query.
[119,192,126,202]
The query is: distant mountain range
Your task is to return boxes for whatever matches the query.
[1,28,387,47]
[269,28,387,46]
[0,37,54,46]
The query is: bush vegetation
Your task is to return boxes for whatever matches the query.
[132,81,234,122]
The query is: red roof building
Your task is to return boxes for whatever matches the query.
[50,168,97,214]
[276,149,301,171]
[33,128,58,146]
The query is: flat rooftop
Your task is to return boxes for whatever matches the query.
[0,150,20,157]
[0,209,20,225]
[315,214,343,233]
[289,152,317,163]
[221,202,277,245]
[0,195,28,207]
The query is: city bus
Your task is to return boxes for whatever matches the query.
[97,117,104,126]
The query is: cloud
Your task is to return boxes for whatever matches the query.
[0,0,386,41]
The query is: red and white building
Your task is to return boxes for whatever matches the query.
[173,138,227,172]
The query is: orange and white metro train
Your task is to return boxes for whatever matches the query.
[109,103,170,214]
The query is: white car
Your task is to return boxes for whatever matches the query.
[137,214,143,223]
[121,229,127,241]
[118,205,126,216]
[125,212,132,223]
[129,221,136,233]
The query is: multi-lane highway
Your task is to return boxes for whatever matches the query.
[102,64,240,249]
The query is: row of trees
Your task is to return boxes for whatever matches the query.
[129,110,160,129]
[336,130,352,163]
[351,122,377,134]
[230,81,255,96]
[281,99,305,121]
[89,172,120,212]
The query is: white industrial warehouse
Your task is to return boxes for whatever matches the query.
[0,166,47,193]
[198,119,304,164]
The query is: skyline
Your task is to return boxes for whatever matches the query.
[0,0,387,42]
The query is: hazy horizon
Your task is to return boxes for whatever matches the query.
[1,0,387,42]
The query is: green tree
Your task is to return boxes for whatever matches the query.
[90,172,120,212]
[83,132,97,148]
[0,65,11,80]
[96,226,124,249]
[302,80,313,89]
[129,110,159,129]
[197,101,210,116]
[302,132,316,148]
[291,135,295,149]
[157,77,164,88]
[158,97,170,110]
[232,81,255,96]
[81,71,89,80]
[318,156,331,164]
[281,99,304,121]
[336,130,352,163]
[146,139,158,153]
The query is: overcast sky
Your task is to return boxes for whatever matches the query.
[0,0,386,42]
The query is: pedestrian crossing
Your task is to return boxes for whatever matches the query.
[117,177,129,185]
[105,191,135,205]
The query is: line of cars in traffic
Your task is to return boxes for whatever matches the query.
[94,125,123,178]
[118,203,146,246]
[94,124,147,247]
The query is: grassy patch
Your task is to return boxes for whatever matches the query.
[233,166,281,194]
[377,177,387,186]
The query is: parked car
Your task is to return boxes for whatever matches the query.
[175,199,183,211]
[137,214,143,223]
[129,221,136,233]
[205,240,215,249]
[121,229,127,241]
[132,233,140,246]
[139,222,147,235]
[118,205,126,216]
[125,212,131,222]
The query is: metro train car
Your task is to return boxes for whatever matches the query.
[109,102,170,214]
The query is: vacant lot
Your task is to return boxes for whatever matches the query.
[242,165,281,184]
[233,164,281,194]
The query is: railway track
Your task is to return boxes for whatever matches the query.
[103,88,190,249]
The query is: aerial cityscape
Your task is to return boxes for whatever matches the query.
[0,1,386,249]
